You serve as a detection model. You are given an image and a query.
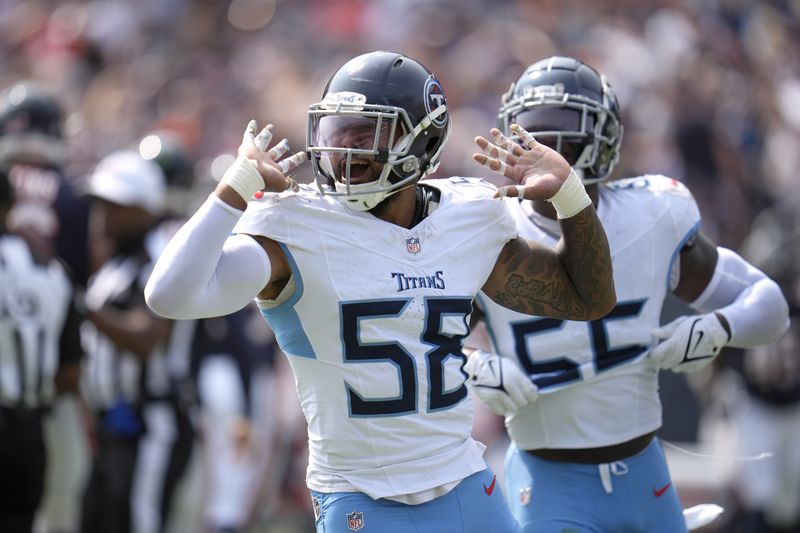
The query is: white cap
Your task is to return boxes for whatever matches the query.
[86,150,166,215]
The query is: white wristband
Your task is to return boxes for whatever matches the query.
[548,169,592,219]
[221,156,265,202]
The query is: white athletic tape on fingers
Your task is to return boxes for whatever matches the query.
[244,120,258,142]
[278,151,307,174]
[267,139,289,160]
[495,160,511,176]
[515,185,525,198]
[511,124,535,146]
[493,131,521,155]
[493,131,510,148]
[548,168,592,218]
[221,156,265,201]
[478,156,510,176]
[254,127,273,151]
[482,143,511,164]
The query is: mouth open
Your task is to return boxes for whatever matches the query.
[340,159,377,184]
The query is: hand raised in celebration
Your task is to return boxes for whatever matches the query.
[239,120,307,193]
[473,124,572,200]
[218,120,307,207]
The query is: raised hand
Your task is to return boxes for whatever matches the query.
[473,124,572,201]
[238,120,307,193]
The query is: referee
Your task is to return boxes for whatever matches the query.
[0,168,83,533]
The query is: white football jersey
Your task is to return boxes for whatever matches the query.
[477,175,701,450]
[234,177,517,500]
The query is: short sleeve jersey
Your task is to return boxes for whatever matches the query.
[234,177,517,500]
[477,175,701,450]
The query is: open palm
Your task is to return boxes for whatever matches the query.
[473,124,572,200]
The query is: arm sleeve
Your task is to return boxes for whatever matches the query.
[145,194,272,320]
[689,247,790,347]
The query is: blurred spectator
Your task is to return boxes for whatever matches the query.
[0,168,84,533]
[80,151,188,533]
[0,79,90,286]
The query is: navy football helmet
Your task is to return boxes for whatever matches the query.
[0,81,65,167]
[498,56,623,184]
[307,51,451,211]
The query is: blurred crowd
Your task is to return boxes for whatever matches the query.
[1,0,798,532]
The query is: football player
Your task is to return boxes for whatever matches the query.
[464,56,790,532]
[145,51,616,533]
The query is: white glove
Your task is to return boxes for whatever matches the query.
[463,350,538,415]
[649,313,731,373]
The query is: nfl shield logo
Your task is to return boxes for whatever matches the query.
[346,511,365,531]
[406,237,421,254]
[519,487,532,506]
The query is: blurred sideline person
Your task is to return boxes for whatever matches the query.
[463,56,790,532]
[145,51,616,533]
[0,79,91,533]
[0,80,90,287]
[723,196,800,533]
[80,151,191,533]
[193,309,283,533]
[141,130,285,533]
[0,168,84,533]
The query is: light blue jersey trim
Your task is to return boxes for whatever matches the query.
[259,243,316,359]
[665,221,701,290]
[474,293,501,353]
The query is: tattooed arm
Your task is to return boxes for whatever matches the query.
[473,124,615,321]
[482,206,615,320]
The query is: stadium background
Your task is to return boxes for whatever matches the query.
[2,0,798,531]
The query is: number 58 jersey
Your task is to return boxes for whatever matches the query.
[234,178,517,502]
[477,175,701,450]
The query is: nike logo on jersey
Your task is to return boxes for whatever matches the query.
[391,271,446,292]
[653,482,671,498]
[484,475,497,496]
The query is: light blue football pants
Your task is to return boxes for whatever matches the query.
[504,438,688,532]
[310,468,521,533]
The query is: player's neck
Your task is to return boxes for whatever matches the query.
[532,184,599,220]
[369,186,419,228]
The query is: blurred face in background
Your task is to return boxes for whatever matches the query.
[89,198,155,247]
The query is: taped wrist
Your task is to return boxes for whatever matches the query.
[548,168,592,219]
[222,156,265,201]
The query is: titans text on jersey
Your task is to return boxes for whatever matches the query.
[233,177,517,502]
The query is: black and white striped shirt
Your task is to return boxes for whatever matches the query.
[0,234,81,410]
[82,245,197,409]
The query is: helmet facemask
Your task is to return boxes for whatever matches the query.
[308,90,448,211]
[498,74,623,185]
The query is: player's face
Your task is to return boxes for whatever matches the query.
[514,107,592,166]
[315,116,405,184]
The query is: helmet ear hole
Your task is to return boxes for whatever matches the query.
[425,136,440,154]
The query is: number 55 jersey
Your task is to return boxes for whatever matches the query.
[234,177,517,503]
[477,175,701,451]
